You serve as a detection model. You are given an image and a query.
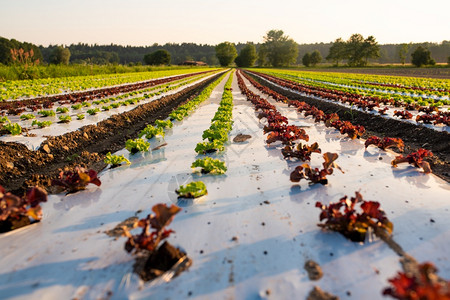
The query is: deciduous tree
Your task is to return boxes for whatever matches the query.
[411,46,435,67]
[143,49,171,65]
[302,53,311,67]
[310,50,322,66]
[345,34,379,66]
[0,37,42,65]
[262,30,298,67]
[50,46,71,65]
[397,43,410,65]
[326,38,346,66]
[235,43,257,67]
[257,44,268,66]
[215,42,237,67]
[360,35,380,65]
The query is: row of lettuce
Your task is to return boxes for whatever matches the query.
[237,69,446,299]
[1,71,231,232]
[253,68,449,100]
[243,71,434,173]
[249,70,450,127]
[0,67,216,101]
[0,72,213,135]
[176,70,235,197]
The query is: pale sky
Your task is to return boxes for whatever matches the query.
[1,0,449,46]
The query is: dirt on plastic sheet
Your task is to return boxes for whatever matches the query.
[133,241,192,282]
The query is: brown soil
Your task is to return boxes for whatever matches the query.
[251,74,450,182]
[233,133,252,143]
[0,215,33,233]
[304,260,323,281]
[133,241,192,282]
[105,216,138,238]
[307,286,339,300]
[0,73,222,195]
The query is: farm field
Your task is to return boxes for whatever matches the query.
[301,67,450,80]
[0,70,220,150]
[0,67,217,101]
[0,68,449,299]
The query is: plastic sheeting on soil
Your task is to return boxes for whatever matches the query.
[0,72,449,300]
[0,73,218,150]
[253,73,450,134]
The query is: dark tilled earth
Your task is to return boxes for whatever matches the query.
[250,74,450,182]
[0,73,222,195]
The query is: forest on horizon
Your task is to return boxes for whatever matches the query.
[1,36,449,66]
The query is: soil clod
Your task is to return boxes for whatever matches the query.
[133,241,192,282]
[304,260,323,281]
[307,286,339,300]
[233,133,252,143]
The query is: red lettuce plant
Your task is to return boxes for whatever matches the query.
[316,192,393,242]
[383,262,450,299]
[365,136,405,152]
[325,113,340,127]
[434,113,450,126]
[52,167,101,193]
[290,152,341,185]
[282,142,321,161]
[266,125,309,145]
[379,107,389,115]
[391,149,433,174]
[336,121,365,139]
[123,203,181,253]
[258,110,288,125]
[416,114,438,124]
[394,110,413,120]
[0,185,47,232]
[418,106,438,114]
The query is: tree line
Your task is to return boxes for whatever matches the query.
[1,34,449,67]
[215,31,448,68]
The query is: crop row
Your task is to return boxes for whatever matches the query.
[242,70,435,173]
[123,73,235,270]
[1,69,447,298]
[123,70,229,157]
[0,72,214,135]
[253,69,449,95]
[0,67,217,101]
[168,71,228,121]
[236,70,448,298]
[195,70,234,154]
[2,72,230,230]
[252,69,449,106]
[247,70,450,127]
[0,72,219,137]
[0,69,217,116]
[106,71,230,158]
